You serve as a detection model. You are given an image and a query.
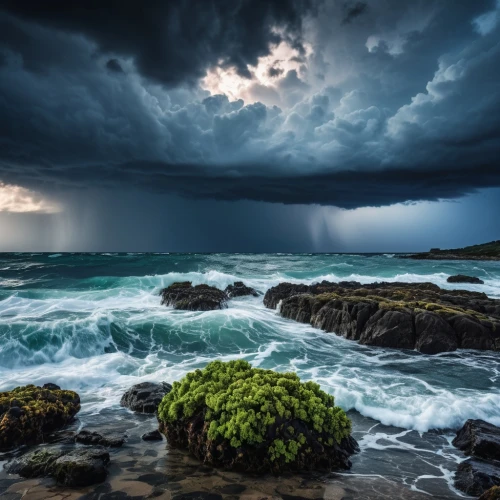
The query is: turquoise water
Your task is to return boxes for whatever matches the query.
[1,252,500,497]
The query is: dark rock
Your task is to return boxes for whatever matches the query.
[361,309,415,349]
[120,382,172,414]
[414,312,458,354]
[75,429,125,447]
[453,420,500,461]
[160,282,228,311]
[447,274,484,284]
[224,281,259,298]
[5,446,110,487]
[479,486,500,499]
[141,429,163,441]
[264,281,500,354]
[42,383,61,391]
[0,384,80,451]
[454,458,500,496]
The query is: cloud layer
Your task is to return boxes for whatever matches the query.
[0,0,499,209]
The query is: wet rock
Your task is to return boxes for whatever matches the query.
[264,281,500,354]
[447,274,484,284]
[224,281,259,298]
[454,458,500,496]
[0,384,80,451]
[453,419,500,462]
[414,311,458,354]
[142,429,163,441]
[160,282,228,311]
[120,381,172,414]
[5,445,110,487]
[75,429,126,447]
[480,486,500,499]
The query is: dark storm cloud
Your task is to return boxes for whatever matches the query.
[0,0,500,210]
[341,2,367,25]
[0,0,314,86]
[106,58,123,74]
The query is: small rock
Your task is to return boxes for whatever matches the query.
[453,419,500,461]
[42,383,61,391]
[160,281,228,311]
[447,275,484,284]
[120,381,172,413]
[141,429,163,441]
[75,429,125,447]
[5,446,110,487]
[224,281,259,298]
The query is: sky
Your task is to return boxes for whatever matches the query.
[0,0,499,252]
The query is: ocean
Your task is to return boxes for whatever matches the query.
[1,252,499,497]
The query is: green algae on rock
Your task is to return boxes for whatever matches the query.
[0,384,80,451]
[157,360,357,473]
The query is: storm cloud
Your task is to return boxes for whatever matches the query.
[0,0,499,238]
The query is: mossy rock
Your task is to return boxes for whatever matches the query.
[157,360,357,473]
[480,486,500,500]
[0,384,80,451]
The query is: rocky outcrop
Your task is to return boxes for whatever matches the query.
[453,420,500,495]
[75,429,125,447]
[225,281,259,298]
[160,282,228,310]
[5,445,110,487]
[264,281,500,354]
[447,275,484,284]
[120,381,172,414]
[0,384,80,451]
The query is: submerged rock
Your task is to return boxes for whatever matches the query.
[0,384,80,451]
[264,281,500,354]
[75,429,125,447]
[447,274,484,284]
[157,360,358,474]
[5,445,110,487]
[121,381,172,414]
[160,281,228,310]
[141,429,163,441]
[225,281,259,298]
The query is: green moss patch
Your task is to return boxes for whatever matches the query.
[158,360,357,473]
[0,384,80,451]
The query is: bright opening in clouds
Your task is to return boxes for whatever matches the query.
[0,182,61,214]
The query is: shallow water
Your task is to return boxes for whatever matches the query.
[1,252,499,497]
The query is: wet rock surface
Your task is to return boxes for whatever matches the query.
[447,274,485,284]
[264,281,500,353]
[0,409,432,500]
[160,281,228,311]
[141,429,163,441]
[0,384,81,451]
[75,430,126,447]
[5,445,110,487]
[224,281,259,298]
[120,381,172,414]
[453,420,500,495]
[453,419,500,461]
[479,486,500,499]
[454,458,500,496]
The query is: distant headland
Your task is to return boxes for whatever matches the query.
[401,240,500,261]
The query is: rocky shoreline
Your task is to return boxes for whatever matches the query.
[264,281,500,354]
